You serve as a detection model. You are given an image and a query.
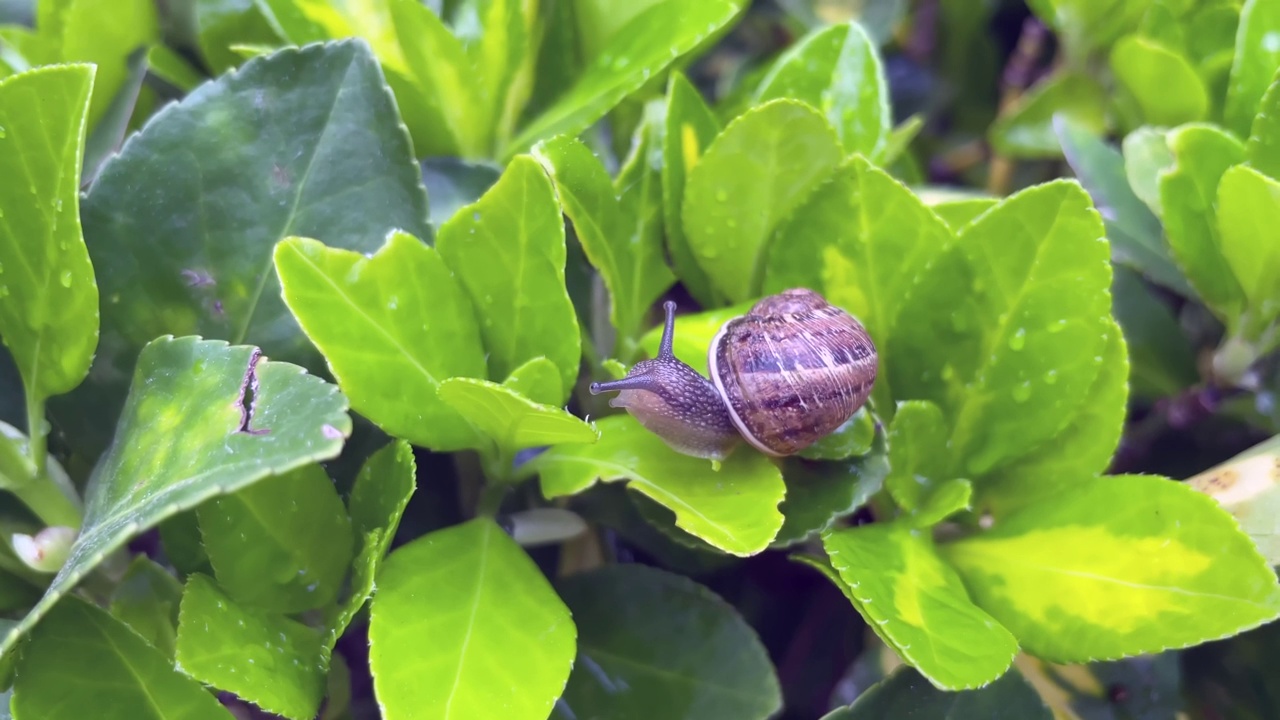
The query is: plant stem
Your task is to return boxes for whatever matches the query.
[25,394,46,480]
[476,483,508,518]
[10,472,81,529]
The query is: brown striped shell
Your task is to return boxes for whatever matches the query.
[708,288,878,456]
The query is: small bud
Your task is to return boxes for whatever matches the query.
[502,508,588,547]
[12,526,77,573]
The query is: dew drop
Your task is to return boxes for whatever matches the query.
[1048,319,1068,333]
[940,364,956,381]
[1008,328,1026,351]
[59,270,72,288]
[0,125,6,138]
[1012,382,1032,403]
[1043,370,1059,385]
[726,218,738,229]
[715,189,728,202]
[0,286,8,299]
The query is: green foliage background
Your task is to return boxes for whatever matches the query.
[0,0,1279,718]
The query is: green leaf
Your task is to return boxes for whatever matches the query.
[57,40,430,459]
[146,45,205,93]
[763,154,953,413]
[326,439,415,645]
[1110,36,1208,126]
[822,522,1019,690]
[369,518,575,720]
[11,597,230,719]
[752,21,890,158]
[1122,125,1175,219]
[532,415,785,556]
[615,101,670,324]
[884,400,949,513]
[637,301,754,376]
[422,157,503,227]
[915,478,973,527]
[1226,0,1280,137]
[195,0,282,75]
[199,463,353,613]
[663,72,723,309]
[890,180,1112,478]
[928,198,998,231]
[501,356,564,406]
[274,232,486,452]
[1,336,351,660]
[0,64,98,404]
[1188,435,1280,565]
[1111,268,1196,398]
[1216,164,1280,346]
[1159,123,1247,318]
[533,134,676,352]
[437,377,599,464]
[436,155,580,397]
[1054,115,1191,296]
[942,474,1280,662]
[1025,0,1150,56]
[774,437,888,547]
[108,556,183,660]
[504,0,741,157]
[552,564,782,720]
[990,72,1106,158]
[176,573,325,720]
[60,0,159,130]
[158,510,212,577]
[1247,72,1280,179]
[825,665,1050,719]
[684,99,842,302]
[797,406,876,461]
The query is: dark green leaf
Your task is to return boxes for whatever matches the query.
[199,463,353,613]
[825,665,1050,719]
[421,157,503,227]
[552,564,782,720]
[774,437,888,547]
[823,522,1019,690]
[437,155,581,396]
[274,232,487,452]
[1,336,351,660]
[684,99,842,302]
[943,474,1280,662]
[890,180,1112,478]
[505,0,741,156]
[11,597,230,719]
[533,415,785,555]
[61,0,159,129]
[752,21,890,158]
[1226,0,1280,136]
[0,64,98,405]
[662,72,723,308]
[1111,267,1197,397]
[1054,115,1191,295]
[1159,123,1247,318]
[990,72,1106,158]
[176,573,325,720]
[369,518,576,720]
[1110,36,1208,126]
[158,510,211,577]
[108,555,183,660]
[797,407,876,461]
[57,40,430,459]
[195,0,282,75]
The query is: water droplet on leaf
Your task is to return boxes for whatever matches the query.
[1012,382,1032,403]
[59,270,72,287]
[1008,328,1026,351]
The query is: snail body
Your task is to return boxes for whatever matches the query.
[589,288,878,461]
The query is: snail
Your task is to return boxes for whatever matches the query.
[589,288,878,461]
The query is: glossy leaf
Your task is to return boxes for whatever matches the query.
[274,232,486,452]
[1110,268,1197,398]
[0,64,98,404]
[943,474,1280,662]
[1188,435,1280,565]
[369,518,575,720]
[1226,0,1280,137]
[822,522,1019,690]
[764,154,953,412]
[326,439,415,645]
[61,0,159,129]
[552,564,782,720]
[1110,36,1207,126]
[436,377,600,462]
[422,157,503,227]
[176,574,325,720]
[826,665,1050,719]
[797,407,876,461]
[533,134,675,351]
[436,155,580,396]
[662,72,723,308]
[1248,73,1280,179]
[199,463,353,613]
[774,438,888,546]
[108,556,183,660]
[684,99,842,302]
[1054,115,1190,295]
[505,0,741,156]
[1159,123,1247,318]
[929,198,998,231]
[58,40,429,458]
[10,597,230,720]
[1122,125,1174,219]
[532,415,785,556]
[752,21,890,158]
[0,336,351,660]
[990,72,1106,158]
[890,180,1112,478]
[195,0,282,75]
[884,400,949,513]
[1216,164,1280,345]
